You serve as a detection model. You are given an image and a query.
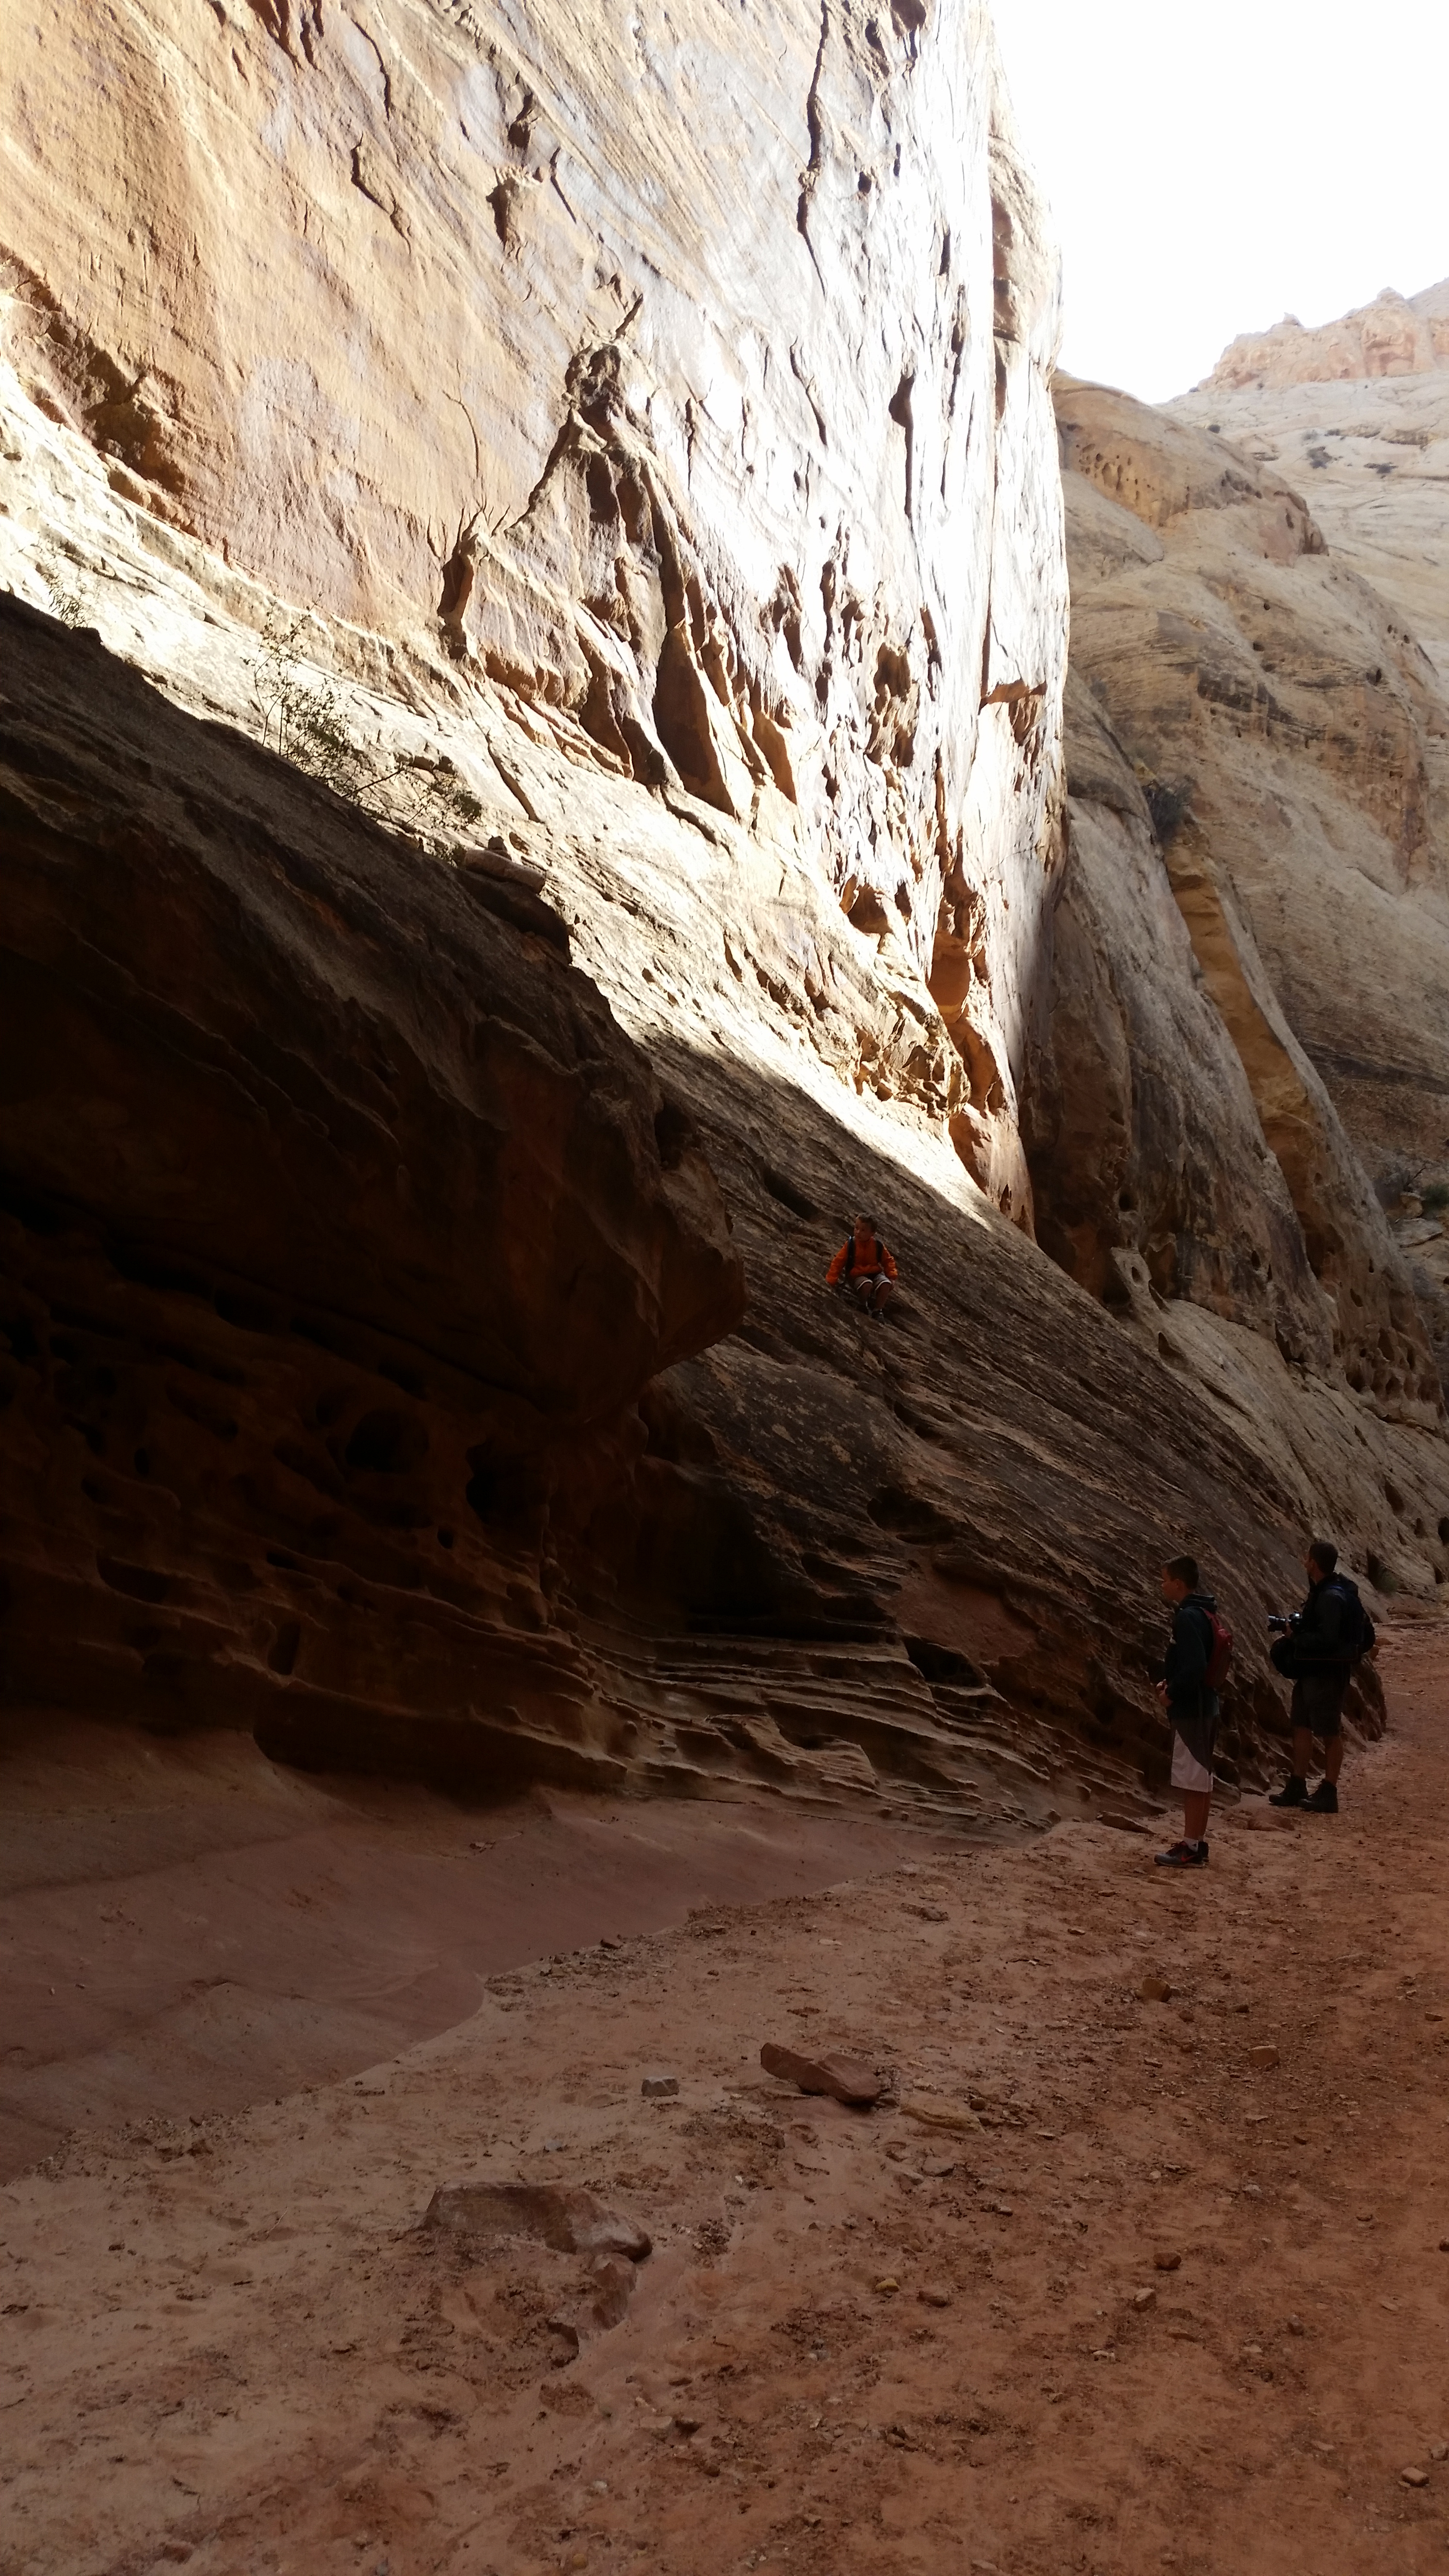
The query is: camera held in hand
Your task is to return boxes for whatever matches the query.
[1267,1608,1304,1676]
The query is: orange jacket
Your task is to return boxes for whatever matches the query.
[826,1227,898,1285]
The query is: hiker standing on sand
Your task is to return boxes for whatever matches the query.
[826,1213,898,1318]
[1153,1553,1231,1871]
[1268,1540,1373,1815]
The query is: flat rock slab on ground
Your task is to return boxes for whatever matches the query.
[759,2042,887,2104]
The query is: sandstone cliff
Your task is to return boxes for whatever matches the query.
[1173,286,1449,1204]
[1038,312,1449,1577]
[1,0,1066,1214]
[1203,281,1449,398]
[1179,282,1449,695]
[0,3,1437,1817]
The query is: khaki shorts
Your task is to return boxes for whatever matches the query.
[1171,1732,1214,1795]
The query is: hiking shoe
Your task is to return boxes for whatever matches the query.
[1304,1779,1339,1814]
[1269,1774,1308,1808]
[1154,1838,1209,1869]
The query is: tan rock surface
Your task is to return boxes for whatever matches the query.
[1202,279,1449,396]
[1178,280,1449,685]
[1168,289,1449,1400]
[1175,365,1449,699]
[3,360,1430,1834]
[0,0,1067,1208]
[1169,287,1449,1196]
[1050,370,1449,1462]
[4,1626,1449,2575]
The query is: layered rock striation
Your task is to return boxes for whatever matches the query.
[0,591,745,1780]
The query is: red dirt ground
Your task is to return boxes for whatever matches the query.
[3,1625,1449,2576]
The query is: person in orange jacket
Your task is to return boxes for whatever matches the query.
[826,1213,899,1317]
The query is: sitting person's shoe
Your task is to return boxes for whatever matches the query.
[1154,1838,1209,1868]
[1269,1774,1308,1807]
[1304,1778,1339,1814]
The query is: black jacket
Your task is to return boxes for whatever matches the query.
[1164,1593,1221,1771]
[1293,1572,1362,1671]
[1164,1592,1219,1715]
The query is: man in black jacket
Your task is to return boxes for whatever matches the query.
[1268,1540,1365,1814]
[1153,1553,1220,1869]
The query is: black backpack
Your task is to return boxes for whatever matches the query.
[1270,1573,1375,1678]
[1323,1574,1375,1662]
[842,1229,891,1275]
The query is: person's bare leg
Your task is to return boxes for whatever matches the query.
[1291,1725,1314,1780]
[1324,1733,1344,1785]
[872,1281,895,1315]
[1182,1789,1211,1843]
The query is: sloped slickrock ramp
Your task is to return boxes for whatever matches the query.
[0,1711,945,2182]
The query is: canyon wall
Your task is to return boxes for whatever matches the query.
[1,6,1443,1816]
[1170,291,1449,1183]
[0,0,1066,1211]
[1040,284,1449,1451]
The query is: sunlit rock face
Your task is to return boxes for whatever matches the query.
[0,0,1067,1215]
[1043,282,1449,1435]
[1175,286,1449,707]
[1200,281,1449,396]
[0,6,1440,1809]
[1169,291,1449,1206]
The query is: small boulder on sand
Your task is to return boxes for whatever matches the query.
[900,2094,982,2134]
[760,2043,885,2106]
[423,2182,651,2261]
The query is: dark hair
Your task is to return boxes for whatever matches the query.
[1307,1539,1338,1574]
[1164,1554,1199,1589]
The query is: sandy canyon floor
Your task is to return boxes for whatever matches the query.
[5,1630,1449,2576]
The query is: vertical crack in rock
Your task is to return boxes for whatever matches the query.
[797,0,832,279]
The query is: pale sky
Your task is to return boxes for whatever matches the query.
[989,0,1449,403]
